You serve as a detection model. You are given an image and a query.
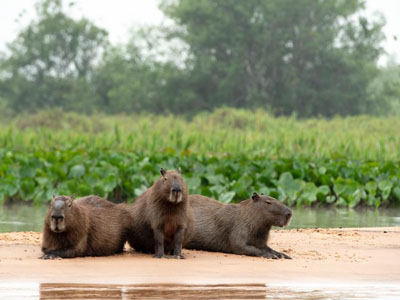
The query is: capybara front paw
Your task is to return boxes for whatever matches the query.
[152,254,167,259]
[271,249,291,259]
[280,252,292,259]
[41,254,61,260]
[173,254,185,259]
[262,251,278,259]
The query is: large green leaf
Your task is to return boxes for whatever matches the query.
[365,181,377,197]
[378,180,393,201]
[301,182,319,204]
[70,164,86,178]
[219,191,235,203]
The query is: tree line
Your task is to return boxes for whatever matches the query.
[0,0,399,118]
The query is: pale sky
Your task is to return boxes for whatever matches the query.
[0,0,399,64]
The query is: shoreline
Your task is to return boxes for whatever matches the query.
[0,227,399,285]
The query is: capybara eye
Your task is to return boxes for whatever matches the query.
[265,200,272,205]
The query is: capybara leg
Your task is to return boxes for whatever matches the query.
[172,227,185,259]
[41,253,61,260]
[153,228,166,258]
[233,242,268,257]
[41,248,78,259]
[264,246,291,259]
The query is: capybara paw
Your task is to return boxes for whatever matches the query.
[263,252,278,259]
[271,250,282,258]
[173,254,185,259]
[41,254,61,260]
[152,254,167,259]
[272,249,291,259]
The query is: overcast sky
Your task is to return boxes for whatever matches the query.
[0,0,399,64]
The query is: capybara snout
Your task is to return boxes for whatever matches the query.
[170,180,183,203]
[252,192,292,227]
[49,197,71,232]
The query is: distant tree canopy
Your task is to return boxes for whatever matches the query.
[0,0,397,117]
[0,0,108,113]
[159,0,385,117]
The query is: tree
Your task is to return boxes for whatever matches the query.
[367,58,400,115]
[93,26,198,114]
[160,0,385,117]
[0,0,108,113]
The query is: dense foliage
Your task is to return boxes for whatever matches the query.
[0,109,399,207]
[1,0,398,117]
[159,0,384,116]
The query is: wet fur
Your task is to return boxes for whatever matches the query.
[185,194,292,259]
[127,170,194,258]
[41,195,133,259]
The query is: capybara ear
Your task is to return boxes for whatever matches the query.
[67,196,74,207]
[252,192,261,201]
[160,168,166,177]
[261,192,264,195]
[71,194,75,200]
[51,195,56,203]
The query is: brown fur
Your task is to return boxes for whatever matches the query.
[184,193,292,259]
[127,169,194,258]
[41,195,133,259]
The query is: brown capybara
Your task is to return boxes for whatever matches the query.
[127,168,194,258]
[185,192,292,259]
[41,195,133,259]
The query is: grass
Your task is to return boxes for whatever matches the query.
[1,107,399,160]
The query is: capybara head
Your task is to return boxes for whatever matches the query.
[251,192,292,227]
[47,195,74,233]
[157,168,187,204]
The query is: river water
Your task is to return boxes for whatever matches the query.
[0,204,399,232]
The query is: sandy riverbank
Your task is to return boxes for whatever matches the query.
[0,228,399,285]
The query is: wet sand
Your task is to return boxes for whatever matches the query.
[0,228,399,285]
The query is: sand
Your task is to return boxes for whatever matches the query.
[0,228,399,285]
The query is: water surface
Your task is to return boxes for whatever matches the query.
[0,283,399,300]
[0,204,399,232]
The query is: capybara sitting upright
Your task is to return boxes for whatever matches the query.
[41,195,133,259]
[128,168,193,258]
[185,192,292,259]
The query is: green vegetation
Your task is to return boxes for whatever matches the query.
[1,109,399,207]
[0,0,399,208]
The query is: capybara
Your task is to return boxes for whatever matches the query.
[41,195,133,259]
[185,192,292,259]
[127,168,193,258]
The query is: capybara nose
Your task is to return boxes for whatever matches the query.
[51,216,64,221]
[172,182,182,193]
[172,186,182,193]
[286,211,292,218]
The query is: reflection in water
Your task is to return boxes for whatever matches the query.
[266,283,400,300]
[0,283,399,300]
[39,283,267,299]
